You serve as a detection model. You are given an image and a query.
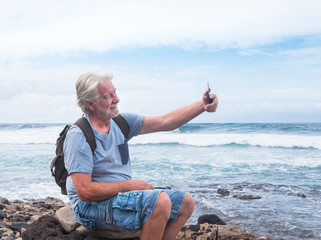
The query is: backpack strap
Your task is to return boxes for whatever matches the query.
[74,115,129,152]
[74,118,96,153]
[113,114,130,140]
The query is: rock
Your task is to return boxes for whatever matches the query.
[0,197,10,205]
[21,215,66,240]
[177,223,280,240]
[198,214,226,225]
[297,193,307,198]
[217,188,231,196]
[56,204,140,239]
[56,204,80,233]
[1,227,14,238]
[0,196,279,240]
[218,188,262,200]
[0,210,6,220]
[4,237,15,240]
[9,223,30,232]
[77,225,140,239]
[30,215,41,222]
[30,197,65,211]
[233,194,261,200]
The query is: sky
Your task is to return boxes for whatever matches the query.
[1,0,321,123]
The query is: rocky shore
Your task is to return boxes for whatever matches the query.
[0,196,281,240]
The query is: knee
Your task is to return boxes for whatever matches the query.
[154,192,171,220]
[180,193,195,217]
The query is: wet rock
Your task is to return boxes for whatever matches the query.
[297,193,307,198]
[217,188,230,196]
[218,188,262,200]
[198,214,226,225]
[233,194,261,200]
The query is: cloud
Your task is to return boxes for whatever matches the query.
[0,92,81,123]
[1,0,321,123]
[1,0,321,60]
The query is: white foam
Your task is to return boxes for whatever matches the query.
[0,126,63,144]
[129,132,321,149]
[1,125,320,150]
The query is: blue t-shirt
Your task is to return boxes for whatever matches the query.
[63,113,144,208]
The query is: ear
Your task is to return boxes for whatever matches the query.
[85,100,95,111]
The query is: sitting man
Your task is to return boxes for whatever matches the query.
[64,71,218,240]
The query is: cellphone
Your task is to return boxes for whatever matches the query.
[207,82,213,104]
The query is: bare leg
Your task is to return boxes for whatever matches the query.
[161,193,195,240]
[140,192,172,240]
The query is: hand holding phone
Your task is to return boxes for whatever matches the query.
[207,82,213,104]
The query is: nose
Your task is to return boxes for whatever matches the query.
[113,92,119,103]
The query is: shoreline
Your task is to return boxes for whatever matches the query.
[0,196,281,240]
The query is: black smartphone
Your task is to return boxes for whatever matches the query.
[207,82,213,104]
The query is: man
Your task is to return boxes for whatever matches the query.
[64,71,218,240]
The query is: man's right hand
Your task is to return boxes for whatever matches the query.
[127,180,155,191]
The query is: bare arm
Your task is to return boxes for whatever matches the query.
[71,173,154,201]
[139,91,218,134]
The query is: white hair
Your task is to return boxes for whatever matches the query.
[76,71,113,114]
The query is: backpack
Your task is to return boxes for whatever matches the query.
[50,115,129,195]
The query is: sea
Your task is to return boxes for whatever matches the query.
[0,122,320,239]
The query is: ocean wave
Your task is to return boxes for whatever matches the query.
[1,124,320,150]
[0,126,63,145]
[129,132,321,150]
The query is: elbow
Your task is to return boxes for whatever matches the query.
[78,192,90,202]
[75,182,95,201]
[71,173,95,201]
[77,188,92,201]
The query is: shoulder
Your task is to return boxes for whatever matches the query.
[115,113,145,140]
[119,112,144,123]
[65,125,87,145]
[67,124,84,137]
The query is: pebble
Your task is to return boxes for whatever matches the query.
[0,196,64,240]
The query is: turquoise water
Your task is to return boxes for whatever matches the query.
[0,122,320,239]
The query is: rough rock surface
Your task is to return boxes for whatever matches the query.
[0,196,64,240]
[176,223,279,240]
[0,196,280,240]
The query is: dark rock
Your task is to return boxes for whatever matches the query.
[0,197,10,205]
[22,215,67,240]
[191,231,203,237]
[189,224,200,232]
[198,214,226,225]
[233,194,261,200]
[4,237,15,240]
[298,193,307,198]
[9,222,30,232]
[0,210,6,220]
[9,214,30,222]
[217,188,230,196]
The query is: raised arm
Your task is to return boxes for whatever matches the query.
[139,91,218,134]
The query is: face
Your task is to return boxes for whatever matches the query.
[90,80,120,120]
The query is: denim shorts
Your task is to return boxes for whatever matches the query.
[74,189,186,232]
